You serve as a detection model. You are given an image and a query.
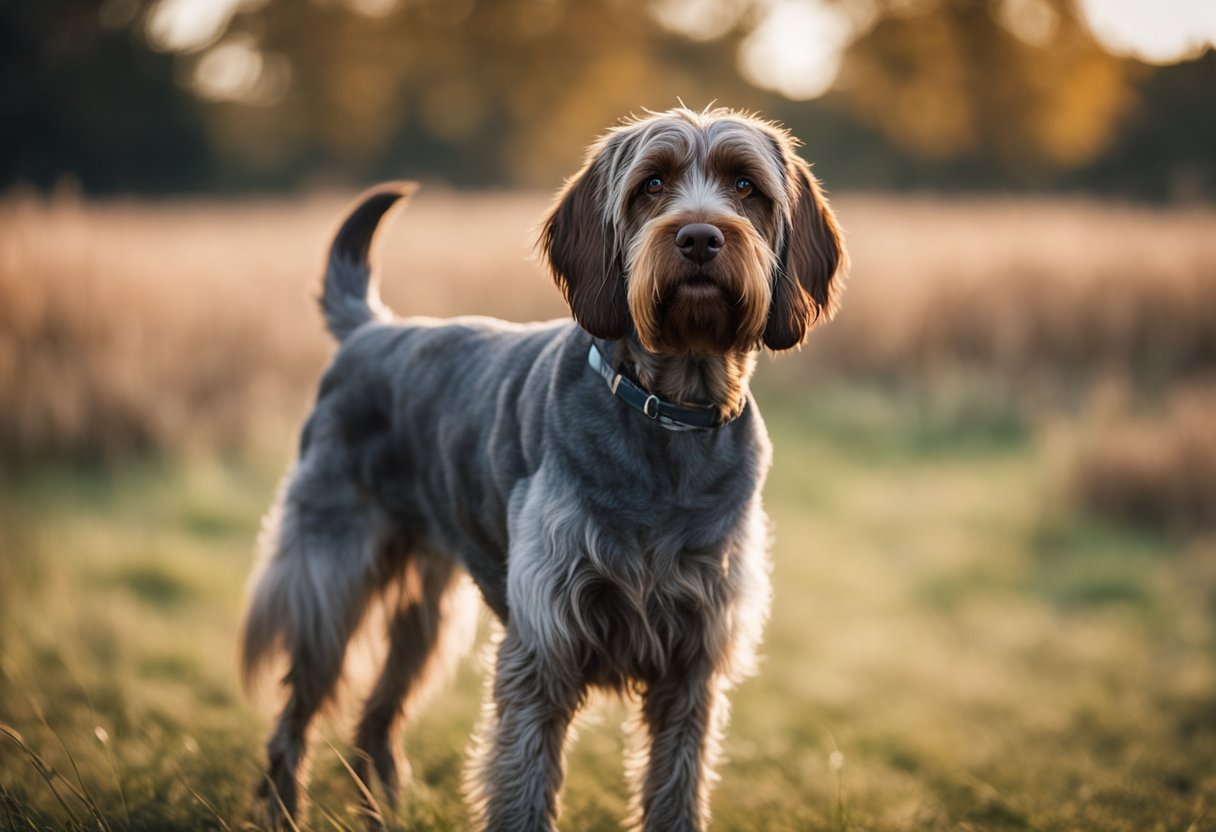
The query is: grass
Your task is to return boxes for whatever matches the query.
[2,384,1214,830]
[2,190,1215,829]
[1067,384,1216,535]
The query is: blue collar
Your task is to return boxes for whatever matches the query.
[587,341,732,432]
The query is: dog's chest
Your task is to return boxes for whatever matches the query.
[503,406,770,684]
[575,541,733,685]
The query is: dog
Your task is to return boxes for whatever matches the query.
[241,105,845,831]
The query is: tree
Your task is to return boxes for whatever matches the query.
[0,0,211,192]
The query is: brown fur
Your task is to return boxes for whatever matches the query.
[626,213,774,356]
[540,138,631,340]
[763,158,846,350]
[542,107,845,422]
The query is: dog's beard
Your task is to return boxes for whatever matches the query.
[626,215,774,355]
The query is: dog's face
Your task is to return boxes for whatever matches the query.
[541,107,845,354]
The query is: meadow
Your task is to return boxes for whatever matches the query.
[1,190,1214,831]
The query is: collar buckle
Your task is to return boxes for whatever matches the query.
[587,341,737,432]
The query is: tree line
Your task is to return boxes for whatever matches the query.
[2,0,1212,198]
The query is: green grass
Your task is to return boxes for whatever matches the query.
[2,385,1215,831]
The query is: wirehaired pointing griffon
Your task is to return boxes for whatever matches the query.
[242,106,846,831]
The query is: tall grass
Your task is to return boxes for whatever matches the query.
[1069,384,1216,534]
[6,191,1215,462]
[804,195,1216,385]
[0,189,561,464]
[3,190,1215,492]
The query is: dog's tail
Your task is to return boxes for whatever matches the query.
[320,182,417,342]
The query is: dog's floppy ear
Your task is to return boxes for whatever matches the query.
[540,137,631,341]
[763,158,846,351]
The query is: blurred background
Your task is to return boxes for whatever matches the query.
[1,1,1215,830]
[4,0,1216,196]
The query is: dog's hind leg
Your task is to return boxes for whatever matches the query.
[351,554,476,816]
[243,467,388,829]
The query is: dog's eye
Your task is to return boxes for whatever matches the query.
[734,177,755,198]
[643,177,664,195]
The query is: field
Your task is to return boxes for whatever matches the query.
[2,191,1215,831]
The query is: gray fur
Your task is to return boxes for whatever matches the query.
[319,183,413,341]
[242,107,845,831]
[242,313,772,828]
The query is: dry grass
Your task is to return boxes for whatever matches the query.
[4,191,1215,466]
[1069,384,1216,535]
[5,188,1216,538]
[804,195,1216,385]
[0,189,561,464]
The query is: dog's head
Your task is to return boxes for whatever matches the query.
[540,106,846,355]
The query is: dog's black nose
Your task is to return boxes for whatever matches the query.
[675,223,724,264]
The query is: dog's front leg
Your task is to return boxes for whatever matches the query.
[470,626,583,832]
[634,670,726,832]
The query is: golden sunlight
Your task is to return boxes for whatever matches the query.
[738,0,872,100]
[145,0,253,53]
[1075,0,1216,64]
[650,0,752,41]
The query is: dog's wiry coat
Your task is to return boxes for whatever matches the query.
[242,106,845,831]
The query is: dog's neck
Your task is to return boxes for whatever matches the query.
[613,335,758,425]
